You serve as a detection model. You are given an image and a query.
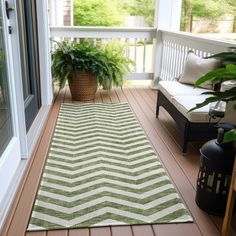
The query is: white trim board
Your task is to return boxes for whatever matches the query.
[0,0,24,223]
[0,159,27,230]
[36,0,53,107]
[0,104,51,230]
[0,0,53,230]
[27,105,51,158]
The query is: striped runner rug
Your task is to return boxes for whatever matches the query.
[27,103,193,231]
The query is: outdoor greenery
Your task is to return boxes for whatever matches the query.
[52,42,104,88]
[181,0,236,32]
[73,0,123,26]
[100,41,134,89]
[122,0,156,27]
[52,41,133,90]
[189,50,236,143]
[73,0,235,29]
[73,0,155,27]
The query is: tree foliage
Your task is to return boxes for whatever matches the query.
[123,0,156,27]
[224,0,236,15]
[181,0,235,32]
[73,0,235,30]
[73,0,155,27]
[73,0,123,26]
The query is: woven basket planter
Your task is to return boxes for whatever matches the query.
[69,70,97,101]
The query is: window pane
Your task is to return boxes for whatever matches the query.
[0,6,13,157]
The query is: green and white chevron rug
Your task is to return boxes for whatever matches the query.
[27,103,193,231]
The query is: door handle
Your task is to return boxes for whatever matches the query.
[5,1,14,19]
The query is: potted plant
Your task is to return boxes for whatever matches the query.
[189,49,236,142]
[52,41,134,101]
[100,41,134,90]
[52,41,106,101]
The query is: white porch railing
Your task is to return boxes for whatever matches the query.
[50,27,236,82]
[155,30,236,81]
[50,26,157,80]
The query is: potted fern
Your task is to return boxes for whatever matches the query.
[52,41,134,101]
[52,41,106,101]
[190,49,236,143]
[100,41,134,90]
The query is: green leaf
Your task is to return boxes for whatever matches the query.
[51,40,134,90]
[226,64,236,71]
[223,129,236,143]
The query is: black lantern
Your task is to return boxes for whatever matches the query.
[196,124,236,215]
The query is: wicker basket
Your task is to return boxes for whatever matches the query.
[69,70,97,101]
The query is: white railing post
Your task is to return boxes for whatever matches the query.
[151,0,182,88]
[157,30,236,81]
[151,30,163,88]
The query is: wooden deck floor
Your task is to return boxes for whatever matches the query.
[1,86,235,236]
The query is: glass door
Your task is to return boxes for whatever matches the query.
[0,2,13,156]
[17,0,41,131]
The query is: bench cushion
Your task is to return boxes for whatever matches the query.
[172,95,216,123]
[158,81,211,102]
[178,52,220,89]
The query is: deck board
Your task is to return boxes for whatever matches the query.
[69,228,89,236]
[47,230,68,236]
[2,86,234,236]
[100,89,111,103]
[152,224,201,236]
[25,232,47,236]
[132,225,154,236]
[90,227,111,236]
[111,226,133,236]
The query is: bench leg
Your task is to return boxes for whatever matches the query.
[182,140,188,154]
[156,104,160,118]
[156,93,160,117]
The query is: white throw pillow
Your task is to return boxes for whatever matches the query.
[179,52,220,89]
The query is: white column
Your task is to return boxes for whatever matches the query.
[154,0,182,31]
[48,0,64,26]
[151,0,182,89]
[71,0,74,26]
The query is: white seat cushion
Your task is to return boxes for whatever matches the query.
[158,81,211,102]
[172,95,216,123]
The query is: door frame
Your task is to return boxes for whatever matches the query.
[0,0,24,227]
[0,0,52,229]
[27,0,53,156]
[6,0,53,159]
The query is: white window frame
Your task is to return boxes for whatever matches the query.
[7,0,53,159]
[0,0,53,229]
[0,0,23,227]
[27,0,53,157]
